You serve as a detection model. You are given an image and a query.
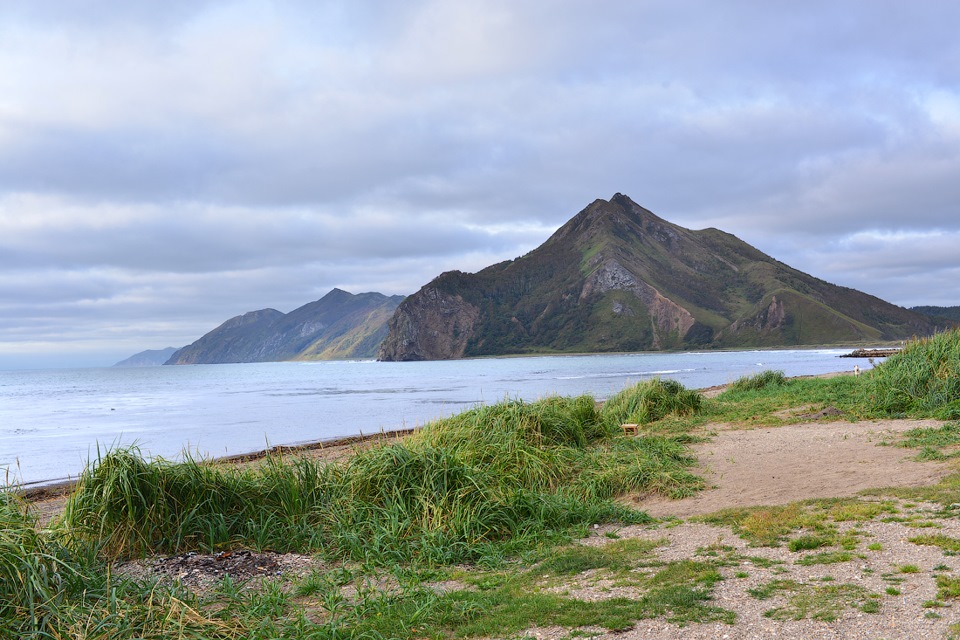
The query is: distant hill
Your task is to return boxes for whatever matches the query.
[379,194,939,361]
[113,347,180,367]
[167,289,405,364]
[911,306,960,323]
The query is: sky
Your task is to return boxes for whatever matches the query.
[1,1,959,369]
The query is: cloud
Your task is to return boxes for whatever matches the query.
[1,0,959,367]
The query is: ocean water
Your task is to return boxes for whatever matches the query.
[0,349,869,486]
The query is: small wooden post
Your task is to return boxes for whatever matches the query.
[621,423,640,436]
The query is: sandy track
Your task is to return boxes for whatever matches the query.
[632,418,951,518]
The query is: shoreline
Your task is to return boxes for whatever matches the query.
[13,369,862,501]
[15,427,420,502]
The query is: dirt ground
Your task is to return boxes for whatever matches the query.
[632,417,952,518]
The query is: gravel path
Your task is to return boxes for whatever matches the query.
[514,416,960,640]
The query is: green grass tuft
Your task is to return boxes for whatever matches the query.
[909,534,960,553]
[729,370,787,393]
[860,329,960,419]
[601,378,702,427]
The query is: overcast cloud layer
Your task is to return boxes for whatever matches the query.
[1,1,959,368]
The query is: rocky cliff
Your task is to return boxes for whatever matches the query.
[379,194,938,360]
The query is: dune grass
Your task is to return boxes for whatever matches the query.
[729,369,787,393]
[859,329,960,419]
[2,489,235,638]
[1,491,73,632]
[60,383,704,564]
[703,330,960,426]
[601,378,702,426]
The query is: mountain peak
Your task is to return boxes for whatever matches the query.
[322,288,351,300]
[379,196,938,360]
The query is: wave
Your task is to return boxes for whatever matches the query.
[555,368,696,380]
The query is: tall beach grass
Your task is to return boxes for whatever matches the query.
[61,381,706,564]
[862,329,960,418]
[601,378,702,426]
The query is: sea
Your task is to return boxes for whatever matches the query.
[0,349,872,487]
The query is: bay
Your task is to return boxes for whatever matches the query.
[0,348,868,486]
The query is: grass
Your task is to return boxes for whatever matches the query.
[862,472,960,509]
[795,551,855,566]
[705,375,863,427]
[62,389,705,563]
[936,575,960,600]
[909,534,960,554]
[1,492,75,633]
[859,329,960,419]
[601,378,702,426]
[788,534,831,552]
[694,329,960,428]
[890,422,960,461]
[696,498,892,547]
[729,369,787,393]
[747,579,882,621]
[528,537,664,578]
[441,558,735,635]
[61,384,710,565]
[1,490,236,638]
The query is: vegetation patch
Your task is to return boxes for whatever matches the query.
[862,473,960,509]
[601,378,702,426]
[442,558,735,636]
[61,390,709,563]
[936,575,960,600]
[909,534,960,554]
[748,579,882,621]
[891,422,960,461]
[697,498,889,548]
[788,534,831,552]
[530,537,664,580]
[795,551,856,566]
[2,490,236,638]
[729,369,787,393]
[704,330,960,427]
[860,329,960,419]
[707,375,865,427]
[7,382,718,636]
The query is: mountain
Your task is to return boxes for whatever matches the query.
[166,289,405,364]
[113,347,180,367]
[379,194,939,361]
[911,306,960,323]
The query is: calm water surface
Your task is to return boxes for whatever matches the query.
[0,349,867,485]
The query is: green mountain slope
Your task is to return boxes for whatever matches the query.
[166,289,404,364]
[911,306,960,323]
[379,194,938,361]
